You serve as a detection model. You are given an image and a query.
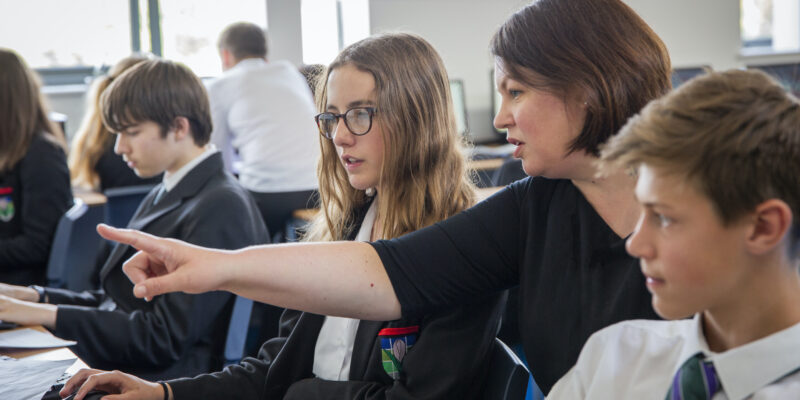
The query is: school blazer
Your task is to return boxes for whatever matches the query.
[46,153,269,380]
[169,202,506,399]
[0,134,72,286]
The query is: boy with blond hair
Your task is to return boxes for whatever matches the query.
[549,69,800,399]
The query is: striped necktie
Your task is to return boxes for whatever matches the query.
[153,186,167,205]
[665,352,722,400]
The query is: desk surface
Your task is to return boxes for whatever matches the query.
[468,158,504,171]
[291,186,503,223]
[72,187,107,207]
[1,325,88,374]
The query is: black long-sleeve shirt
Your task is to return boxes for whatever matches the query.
[0,134,71,285]
[371,177,660,393]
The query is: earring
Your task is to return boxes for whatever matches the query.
[365,187,376,197]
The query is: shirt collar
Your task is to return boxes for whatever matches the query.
[678,313,800,400]
[354,195,378,242]
[229,57,266,73]
[162,145,217,192]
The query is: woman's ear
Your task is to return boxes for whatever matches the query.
[745,199,793,256]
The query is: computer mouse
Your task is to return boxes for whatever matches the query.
[62,389,110,400]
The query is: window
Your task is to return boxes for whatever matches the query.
[741,0,800,54]
[0,0,266,85]
[0,1,130,71]
[158,0,267,78]
[301,0,370,65]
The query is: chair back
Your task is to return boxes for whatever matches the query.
[46,198,105,290]
[491,158,527,187]
[223,296,255,366]
[103,184,156,228]
[481,338,531,400]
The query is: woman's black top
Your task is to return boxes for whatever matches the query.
[95,140,160,192]
[371,177,660,393]
[0,134,72,285]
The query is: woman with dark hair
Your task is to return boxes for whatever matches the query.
[77,0,671,395]
[0,48,72,286]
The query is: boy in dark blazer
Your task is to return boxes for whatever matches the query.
[0,59,269,380]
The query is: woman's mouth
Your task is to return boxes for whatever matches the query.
[342,155,364,170]
[507,138,525,158]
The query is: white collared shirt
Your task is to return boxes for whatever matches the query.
[549,314,800,399]
[312,198,378,381]
[161,145,217,192]
[206,58,319,193]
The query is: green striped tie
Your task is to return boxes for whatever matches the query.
[665,352,722,400]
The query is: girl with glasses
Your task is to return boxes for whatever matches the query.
[63,33,504,400]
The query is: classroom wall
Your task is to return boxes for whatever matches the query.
[368,0,800,144]
[626,0,740,71]
[45,0,800,145]
[369,0,529,143]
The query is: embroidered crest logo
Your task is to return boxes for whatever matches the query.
[0,187,14,222]
[378,326,419,380]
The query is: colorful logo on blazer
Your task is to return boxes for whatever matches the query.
[0,187,13,222]
[378,325,419,380]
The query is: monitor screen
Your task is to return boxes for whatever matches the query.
[450,79,469,136]
[490,69,506,135]
[671,67,709,88]
[748,63,800,96]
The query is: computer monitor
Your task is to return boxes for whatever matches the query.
[671,67,709,88]
[449,79,469,136]
[747,62,800,96]
[491,69,506,135]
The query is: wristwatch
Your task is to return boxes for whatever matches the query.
[28,285,47,303]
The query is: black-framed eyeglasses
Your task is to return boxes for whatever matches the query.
[314,107,377,139]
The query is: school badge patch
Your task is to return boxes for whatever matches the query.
[378,326,419,380]
[0,187,14,222]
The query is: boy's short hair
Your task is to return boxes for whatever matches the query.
[100,59,212,146]
[601,69,800,244]
[217,22,268,60]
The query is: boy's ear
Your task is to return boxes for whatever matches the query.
[745,199,793,256]
[170,117,191,141]
[220,48,234,69]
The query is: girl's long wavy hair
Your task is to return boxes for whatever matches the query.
[0,48,65,172]
[304,33,476,241]
[69,55,148,189]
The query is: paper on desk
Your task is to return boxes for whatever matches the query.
[0,357,75,400]
[0,329,76,349]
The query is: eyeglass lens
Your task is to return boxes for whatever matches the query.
[317,108,373,138]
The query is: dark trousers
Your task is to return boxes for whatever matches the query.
[249,189,318,242]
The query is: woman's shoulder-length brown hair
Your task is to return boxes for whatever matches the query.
[0,48,65,172]
[491,0,671,156]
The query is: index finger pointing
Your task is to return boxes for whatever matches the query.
[97,224,166,256]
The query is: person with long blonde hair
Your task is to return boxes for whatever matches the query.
[69,55,161,190]
[62,33,503,400]
[0,48,71,286]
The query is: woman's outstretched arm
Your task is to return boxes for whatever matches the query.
[96,224,402,321]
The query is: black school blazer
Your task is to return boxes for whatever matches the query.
[45,153,269,380]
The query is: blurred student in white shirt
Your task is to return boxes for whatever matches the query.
[208,22,319,241]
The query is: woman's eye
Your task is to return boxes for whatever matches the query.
[656,213,673,227]
[509,89,522,99]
